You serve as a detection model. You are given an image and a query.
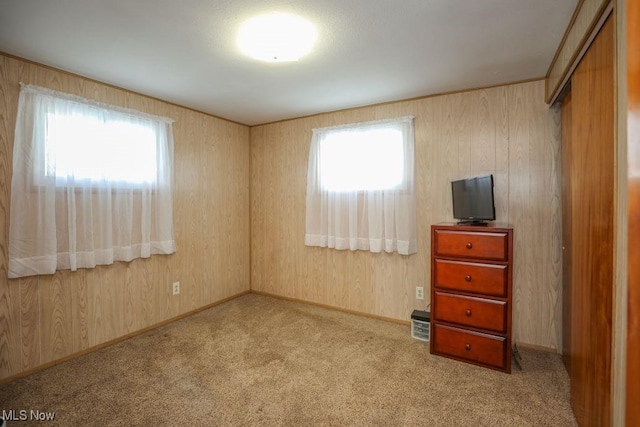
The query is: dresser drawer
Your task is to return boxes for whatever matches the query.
[434,259,508,297]
[434,230,508,261]
[433,324,506,369]
[433,291,507,333]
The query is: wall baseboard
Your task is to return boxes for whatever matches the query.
[252,291,560,354]
[0,290,250,386]
[515,342,559,354]
[250,290,412,326]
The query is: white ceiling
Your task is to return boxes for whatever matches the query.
[0,0,577,126]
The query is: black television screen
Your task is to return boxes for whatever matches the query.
[451,175,496,224]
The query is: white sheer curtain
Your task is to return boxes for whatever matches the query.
[8,84,175,279]
[305,116,417,255]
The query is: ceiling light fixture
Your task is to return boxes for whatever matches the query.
[238,13,317,62]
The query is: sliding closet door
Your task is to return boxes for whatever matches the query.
[566,15,615,427]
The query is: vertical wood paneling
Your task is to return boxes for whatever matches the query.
[507,82,562,349]
[0,280,20,379]
[548,102,563,352]
[509,82,562,349]
[123,265,135,333]
[507,84,534,345]
[86,268,105,348]
[0,56,22,379]
[494,87,511,223]
[39,271,70,361]
[561,92,573,371]
[250,80,563,349]
[0,53,251,381]
[71,270,88,353]
[19,278,39,369]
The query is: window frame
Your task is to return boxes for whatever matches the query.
[18,85,173,192]
[310,116,415,195]
[40,111,160,188]
[304,116,417,256]
[316,125,408,193]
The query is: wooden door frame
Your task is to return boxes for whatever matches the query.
[626,0,639,424]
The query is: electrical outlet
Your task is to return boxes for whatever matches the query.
[172,281,180,296]
[416,286,424,300]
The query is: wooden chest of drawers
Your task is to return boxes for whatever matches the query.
[430,224,513,373]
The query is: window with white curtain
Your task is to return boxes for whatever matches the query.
[8,84,176,279]
[305,116,417,255]
[43,112,159,186]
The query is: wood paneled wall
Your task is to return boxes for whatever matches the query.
[250,80,563,350]
[0,54,251,381]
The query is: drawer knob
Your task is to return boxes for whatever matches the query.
[465,309,472,317]
[466,242,473,249]
[465,343,471,351]
[465,275,472,282]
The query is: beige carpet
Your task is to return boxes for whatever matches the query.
[0,294,576,426]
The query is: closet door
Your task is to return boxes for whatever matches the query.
[566,15,614,427]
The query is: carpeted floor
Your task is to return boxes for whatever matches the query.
[0,294,577,426]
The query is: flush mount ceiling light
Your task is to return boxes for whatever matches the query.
[238,13,317,62]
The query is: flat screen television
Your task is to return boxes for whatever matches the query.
[451,174,496,225]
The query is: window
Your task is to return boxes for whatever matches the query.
[8,84,175,279]
[305,117,417,255]
[319,127,404,192]
[43,113,158,186]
